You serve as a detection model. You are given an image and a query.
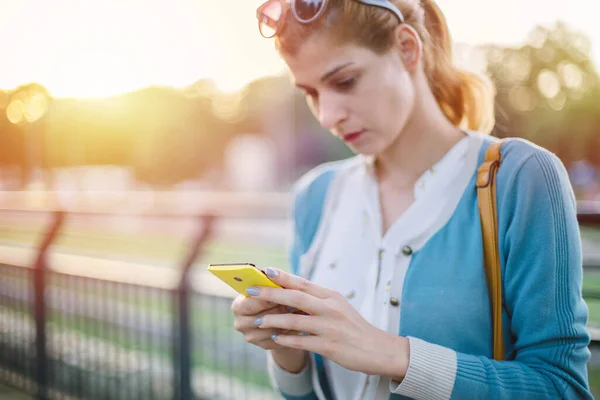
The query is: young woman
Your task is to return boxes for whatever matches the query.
[231,0,592,398]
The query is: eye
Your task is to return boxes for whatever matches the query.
[336,77,356,91]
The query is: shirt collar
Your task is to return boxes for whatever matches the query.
[360,131,473,200]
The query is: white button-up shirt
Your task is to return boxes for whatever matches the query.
[302,131,483,400]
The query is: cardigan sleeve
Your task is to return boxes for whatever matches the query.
[393,148,593,399]
[267,351,318,400]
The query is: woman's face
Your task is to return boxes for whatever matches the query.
[283,32,416,157]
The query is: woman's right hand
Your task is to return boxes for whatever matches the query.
[232,293,308,373]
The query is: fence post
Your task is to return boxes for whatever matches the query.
[174,215,214,400]
[578,212,600,225]
[33,210,65,400]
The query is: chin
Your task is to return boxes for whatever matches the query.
[347,142,383,158]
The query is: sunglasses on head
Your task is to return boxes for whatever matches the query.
[256,0,405,39]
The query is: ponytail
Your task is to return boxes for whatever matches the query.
[421,0,495,133]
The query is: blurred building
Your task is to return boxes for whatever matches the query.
[224,134,277,191]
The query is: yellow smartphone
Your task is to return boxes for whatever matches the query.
[207,263,282,297]
[208,263,310,316]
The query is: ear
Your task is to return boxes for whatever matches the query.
[393,24,422,72]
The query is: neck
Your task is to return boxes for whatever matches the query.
[375,79,466,188]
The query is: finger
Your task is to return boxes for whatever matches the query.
[255,335,298,351]
[263,268,332,299]
[247,286,326,315]
[231,294,279,316]
[271,332,325,354]
[243,328,305,348]
[244,328,281,346]
[251,330,311,350]
[234,306,289,332]
[257,313,323,336]
[254,337,281,350]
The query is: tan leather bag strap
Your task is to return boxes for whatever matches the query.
[476,140,506,361]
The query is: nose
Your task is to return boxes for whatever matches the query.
[317,93,348,131]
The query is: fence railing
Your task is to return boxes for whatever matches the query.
[0,202,599,399]
[0,206,284,400]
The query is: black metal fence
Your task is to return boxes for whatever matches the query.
[0,206,599,399]
[0,209,282,400]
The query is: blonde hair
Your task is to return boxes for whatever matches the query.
[275,0,495,133]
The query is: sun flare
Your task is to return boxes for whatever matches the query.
[0,0,597,99]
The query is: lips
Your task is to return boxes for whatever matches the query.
[342,130,364,143]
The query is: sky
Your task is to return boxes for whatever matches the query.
[1,0,599,98]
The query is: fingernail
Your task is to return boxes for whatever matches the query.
[271,334,278,341]
[266,268,278,277]
[254,317,263,327]
[246,287,259,296]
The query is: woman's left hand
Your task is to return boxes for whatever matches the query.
[248,267,410,380]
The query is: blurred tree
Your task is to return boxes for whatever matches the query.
[128,85,234,187]
[39,84,236,188]
[0,83,52,188]
[485,21,600,161]
[0,90,26,187]
[3,21,597,191]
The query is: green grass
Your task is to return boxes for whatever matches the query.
[582,227,600,244]
[0,222,288,270]
[584,275,600,292]
[589,366,600,398]
[583,271,600,326]
[587,301,600,327]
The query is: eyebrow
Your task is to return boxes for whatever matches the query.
[295,62,355,89]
